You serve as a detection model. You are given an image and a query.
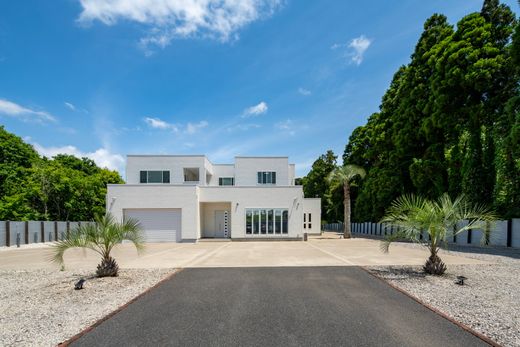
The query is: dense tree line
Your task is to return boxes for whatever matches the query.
[0,126,123,221]
[302,0,520,223]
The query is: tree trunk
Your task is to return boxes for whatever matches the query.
[423,247,447,275]
[344,183,351,239]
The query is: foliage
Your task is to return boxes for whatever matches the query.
[52,213,144,277]
[327,165,366,238]
[0,126,124,221]
[333,0,519,221]
[301,150,337,221]
[380,193,497,275]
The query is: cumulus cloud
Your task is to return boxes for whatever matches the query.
[32,142,125,172]
[144,116,179,131]
[298,87,311,96]
[348,35,371,65]
[332,35,372,65]
[0,98,55,122]
[77,0,282,54]
[242,101,268,118]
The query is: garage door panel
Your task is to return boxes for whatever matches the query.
[124,209,181,243]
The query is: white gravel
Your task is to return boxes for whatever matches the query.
[0,268,176,346]
[369,244,520,347]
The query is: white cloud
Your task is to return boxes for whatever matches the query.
[144,116,179,131]
[32,143,125,172]
[0,98,55,122]
[77,0,282,54]
[186,120,208,134]
[348,35,371,65]
[64,102,76,111]
[242,101,268,118]
[275,119,295,136]
[331,35,372,65]
[298,87,311,96]
[227,123,261,132]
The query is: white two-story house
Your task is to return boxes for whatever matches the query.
[107,155,321,242]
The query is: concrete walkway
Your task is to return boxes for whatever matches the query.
[0,237,485,270]
[70,267,487,347]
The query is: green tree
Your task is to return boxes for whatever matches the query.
[52,214,144,277]
[381,194,496,275]
[302,150,337,221]
[327,165,366,238]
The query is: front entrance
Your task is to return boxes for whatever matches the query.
[200,202,232,238]
[215,210,230,238]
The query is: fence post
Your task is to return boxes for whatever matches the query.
[467,229,472,244]
[453,225,457,243]
[5,221,10,247]
[24,221,29,244]
[507,219,512,247]
[54,221,58,241]
[40,221,45,243]
[66,221,70,239]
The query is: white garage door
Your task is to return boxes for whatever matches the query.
[124,209,181,242]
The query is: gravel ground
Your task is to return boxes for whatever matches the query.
[0,268,176,346]
[369,243,520,347]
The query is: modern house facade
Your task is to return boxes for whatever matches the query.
[106,155,321,242]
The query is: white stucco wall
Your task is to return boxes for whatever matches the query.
[199,186,304,238]
[303,198,321,235]
[234,157,290,186]
[107,184,200,241]
[208,165,235,186]
[126,155,208,185]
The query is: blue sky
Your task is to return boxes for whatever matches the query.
[0,0,518,178]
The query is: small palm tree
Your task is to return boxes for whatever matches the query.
[52,213,144,277]
[380,193,496,275]
[327,165,366,238]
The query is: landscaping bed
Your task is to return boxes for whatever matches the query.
[369,244,520,347]
[0,268,176,346]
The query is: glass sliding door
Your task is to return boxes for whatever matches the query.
[267,210,274,234]
[260,210,267,234]
[245,208,288,236]
[246,210,252,234]
[282,210,288,234]
[275,210,282,234]
[253,210,260,234]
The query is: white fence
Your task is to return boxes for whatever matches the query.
[0,220,93,247]
[323,219,520,248]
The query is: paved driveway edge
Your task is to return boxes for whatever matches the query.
[362,267,498,347]
[57,269,182,347]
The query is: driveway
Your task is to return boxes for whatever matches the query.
[70,267,487,347]
[0,238,484,270]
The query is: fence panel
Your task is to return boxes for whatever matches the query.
[0,221,5,247]
[57,222,67,241]
[9,222,25,245]
[43,221,54,242]
[28,221,41,243]
[512,219,520,248]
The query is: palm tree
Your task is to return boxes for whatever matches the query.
[380,193,496,275]
[52,213,144,277]
[327,165,366,238]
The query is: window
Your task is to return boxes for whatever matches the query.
[303,213,312,230]
[184,168,200,182]
[246,210,253,234]
[257,171,276,184]
[246,208,288,236]
[139,171,170,184]
[219,177,234,186]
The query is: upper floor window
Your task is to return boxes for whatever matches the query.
[219,177,234,186]
[140,170,170,184]
[183,168,200,182]
[257,171,276,185]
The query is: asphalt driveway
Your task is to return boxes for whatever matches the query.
[70,267,487,347]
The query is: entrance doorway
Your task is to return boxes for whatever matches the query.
[215,210,230,238]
